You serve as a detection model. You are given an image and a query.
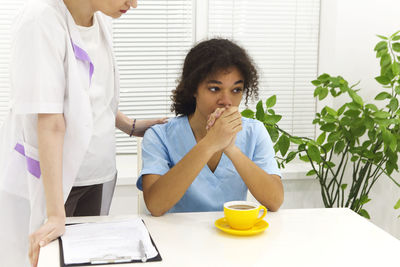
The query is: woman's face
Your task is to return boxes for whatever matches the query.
[93,0,137,18]
[194,66,244,119]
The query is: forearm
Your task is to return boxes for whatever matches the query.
[37,114,66,219]
[225,147,284,211]
[116,110,133,135]
[144,139,215,216]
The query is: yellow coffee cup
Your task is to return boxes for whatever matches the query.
[223,201,267,230]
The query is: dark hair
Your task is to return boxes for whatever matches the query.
[171,38,259,116]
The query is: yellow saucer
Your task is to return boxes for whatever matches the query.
[214,217,269,236]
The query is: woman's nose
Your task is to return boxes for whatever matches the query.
[129,0,138,8]
[217,93,232,107]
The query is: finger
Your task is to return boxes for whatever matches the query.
[40,228,62,248]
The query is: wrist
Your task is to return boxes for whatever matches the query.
[197,136,219,156]
[224,145,240,157]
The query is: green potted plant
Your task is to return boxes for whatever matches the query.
[242,31,400,219]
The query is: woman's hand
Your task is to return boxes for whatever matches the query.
[133,118,168,137]
[29,216,66,267]
[204,107,242,152]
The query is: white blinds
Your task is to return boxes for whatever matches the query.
[0,1,25,124]
[208,0,320,138]
[113,0,194,154]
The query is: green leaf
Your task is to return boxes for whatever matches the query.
[365,104,378,111]
[380,54,392,67]
[290,137,303,145]
[348,90,364,106]
[334,140,345,154]
[358,209,371,219]
[360,195,371,205]
[392,62,400,76]
[317,132,326,145]
[337,105,347,116]
[264,114,282,125]
[278,135,290,157]
[377,34,388,40]
[375,76,391,85]
[267,109,275,115]
[327,132,340,143]
[299,155,310,162]
[324,106,337,117]
[314,86,322,97]
[306,169,317,176]
[351,155,359,162]
[286,151,297,163]
[391,30,400,38]
[318,73,330,82]
[344,109,361,117]
[374,40,387,51]
[373,111,391,118]
[307,145,321,163]
[319,87,329,100]
[393,42,400,52]
[394,198,400,209]
[388,98,399,111]
[311,80,321,86]
[320,123,336,132]
[375,92,392,100]
[395,86,400,95]
[347,102,361,110]
[341,184,348,190]
[322,142,334,153]
[255,101,265,121]
[241,109,254,118]
[266,95,277,108]
[267,127,279,142]
[393,35,400,41]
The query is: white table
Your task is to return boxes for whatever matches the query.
[38,208,400,267]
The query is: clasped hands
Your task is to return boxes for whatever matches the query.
[204,106,242,154]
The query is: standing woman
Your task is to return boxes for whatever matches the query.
[0,0,165,266]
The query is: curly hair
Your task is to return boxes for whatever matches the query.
[171,38,259,116]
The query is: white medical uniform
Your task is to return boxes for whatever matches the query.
[0,0,120,266]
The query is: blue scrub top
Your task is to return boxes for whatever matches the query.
[137,116,281,213]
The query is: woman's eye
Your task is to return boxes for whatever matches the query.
[233,88,243,93]
[209,87,219,92]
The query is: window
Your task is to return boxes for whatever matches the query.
[208,0,320,139]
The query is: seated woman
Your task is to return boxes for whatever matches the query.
[136,38,284,216]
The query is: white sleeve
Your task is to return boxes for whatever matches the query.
[10,12,67,114]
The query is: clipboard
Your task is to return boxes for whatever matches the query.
[58,220,162,266]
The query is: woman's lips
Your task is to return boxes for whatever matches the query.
[120,10,128,13]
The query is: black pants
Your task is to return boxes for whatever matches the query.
[64,184,103,217]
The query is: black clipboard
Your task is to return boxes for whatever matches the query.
[58,220,162,266]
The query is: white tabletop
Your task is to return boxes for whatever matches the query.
[38,208,400,267]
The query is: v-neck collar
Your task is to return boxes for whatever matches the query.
[183,116,225,175]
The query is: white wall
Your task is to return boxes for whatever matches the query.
[318,0,400,238]
[110,0,400,239]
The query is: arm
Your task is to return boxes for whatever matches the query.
[115,110,168,137]
[29,114,66,267]
[224,146,284,211]
[142,109,242,216]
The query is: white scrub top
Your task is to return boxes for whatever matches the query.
[0,0,120,266]
[137,116,281,212]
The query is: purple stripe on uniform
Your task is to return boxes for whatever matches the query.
[70,39,94,82]
[14,143,41,179]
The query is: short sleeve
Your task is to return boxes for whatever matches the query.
[10,11,66,114]
[136,127,172,190]
[252,121,282,177]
